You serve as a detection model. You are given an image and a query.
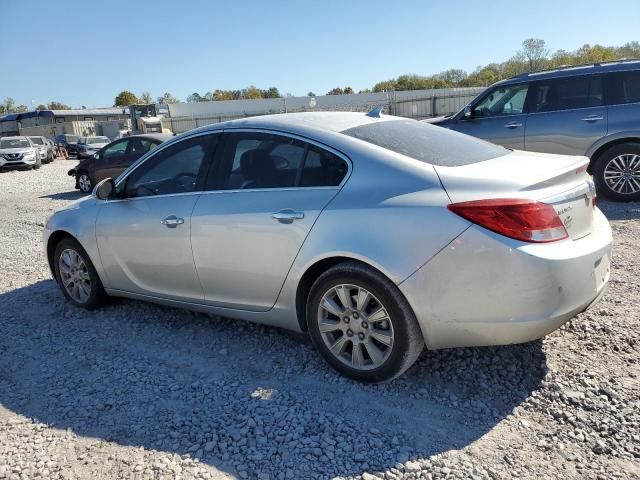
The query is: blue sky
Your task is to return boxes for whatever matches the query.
[1,0,638,108]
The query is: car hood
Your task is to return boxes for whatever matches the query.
[72,158,93,171]
[86,143,109,150]
[0,148,34,155]
[421,115,454,125]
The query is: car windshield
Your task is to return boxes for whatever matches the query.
[342,119,509,167]
[88,137,109,144]
[30,137,44,145]
[0,139,30,149]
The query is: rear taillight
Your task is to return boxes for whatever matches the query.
[447,198,568,243]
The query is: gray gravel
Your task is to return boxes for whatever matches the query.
[0,161,638,480]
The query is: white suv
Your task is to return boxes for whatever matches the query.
[0,136,41,170]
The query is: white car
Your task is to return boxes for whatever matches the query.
[0,136,40,169]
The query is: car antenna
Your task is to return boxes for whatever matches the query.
[366,104,384,118]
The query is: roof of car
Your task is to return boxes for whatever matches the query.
[133,133,173,142]
[497,59,640,85]
[192,111,396,137]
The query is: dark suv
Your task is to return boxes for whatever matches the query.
[427,60,640,201]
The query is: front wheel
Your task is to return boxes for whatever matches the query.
[33,156,42,170]
[307,262,424,383]
[77,172,93,193]
[593,143,640,202]
[53,238,106,309]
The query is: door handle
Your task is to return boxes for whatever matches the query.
[160,215,185,228]
[504,122,522,129]
[271,209,304,224]
[581,115,604,122]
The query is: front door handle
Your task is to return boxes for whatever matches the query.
[581,115,604,122]
[504,122,522,129]
[271,209,304,224]
[160,215,185,228]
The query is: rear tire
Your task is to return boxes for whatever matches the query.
[307,262,424,383]
[593,143,640,202]
[53,238,106,310]
[33,157,42,170]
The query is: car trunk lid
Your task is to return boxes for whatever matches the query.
[434,150,596,240]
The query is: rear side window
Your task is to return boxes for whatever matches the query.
[212,132,348,190]
[606,70,640,105]
[342,119,509,167]
[530,75,603,113]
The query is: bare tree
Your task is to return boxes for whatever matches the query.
[520,38,549,72]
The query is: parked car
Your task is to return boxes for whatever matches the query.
[76,136,111,160]
[68,134,171,193]
[55,134,80,155]
[0,136,41,169]
[425,60,640,201]
[28,136,53,164]
[45,112,612,382]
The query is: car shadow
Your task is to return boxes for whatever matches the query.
[0,280,547,479]
[597,199,640,221]
[39,190,87,201]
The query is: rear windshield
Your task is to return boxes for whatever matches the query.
[0,139,30,149]
[342,119,509,166]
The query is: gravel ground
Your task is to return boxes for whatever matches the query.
[0,161,638,480]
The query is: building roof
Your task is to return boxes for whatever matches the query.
[47,108,128,116]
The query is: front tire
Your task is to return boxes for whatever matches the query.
[307,262,424,383]
[77,172,93,193]
[33,156,42,170]
[53,238,106,309]
[593,143,640,202]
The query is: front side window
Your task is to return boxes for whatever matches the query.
[124,135,213,198]
[606,70,640,105]
[473,83,529,117]
[102,140,128,158]
[531,75,603,112]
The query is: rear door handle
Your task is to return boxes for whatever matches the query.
[160,215,185,228]
[581,115,604,122]
[504,122,522,129]
[271,209,304,224]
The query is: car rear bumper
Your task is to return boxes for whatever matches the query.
[399,208,613,350]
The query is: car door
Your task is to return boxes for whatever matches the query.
[190,131,350,311]
[451,82,530,149]
[524,74,607,155]
[95,133,217,302]
[94,139,130,183]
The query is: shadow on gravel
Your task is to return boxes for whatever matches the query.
[39,190,86,201]
[0,280,547,479]
[598,200,640,221]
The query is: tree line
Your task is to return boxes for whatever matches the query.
[2,39,639,113]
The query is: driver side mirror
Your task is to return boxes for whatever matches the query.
[95,178,115,200]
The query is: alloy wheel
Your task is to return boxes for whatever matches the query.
[604,154,640,195]
[317,284,394,370]
[78,174,92,193]
[58,248,92,303]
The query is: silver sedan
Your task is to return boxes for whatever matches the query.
[43,112,613,382]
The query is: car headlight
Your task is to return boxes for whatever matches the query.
[24,151,35,159]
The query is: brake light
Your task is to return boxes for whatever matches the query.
[447,198,568,243]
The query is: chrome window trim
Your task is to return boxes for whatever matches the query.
[106,127,351,203]
[212,127,353,191]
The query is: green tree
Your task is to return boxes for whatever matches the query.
[242,86,263,99]
[186,92,204,102]
[261,87,281,98]
[140,92,153,104]
[114,90,139,107]
[307,91,316,97]
[326,87,344,95]
[48,101,70,110]
[37,104,47,110]
[373,80,397,92]
[343,87,354,94]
